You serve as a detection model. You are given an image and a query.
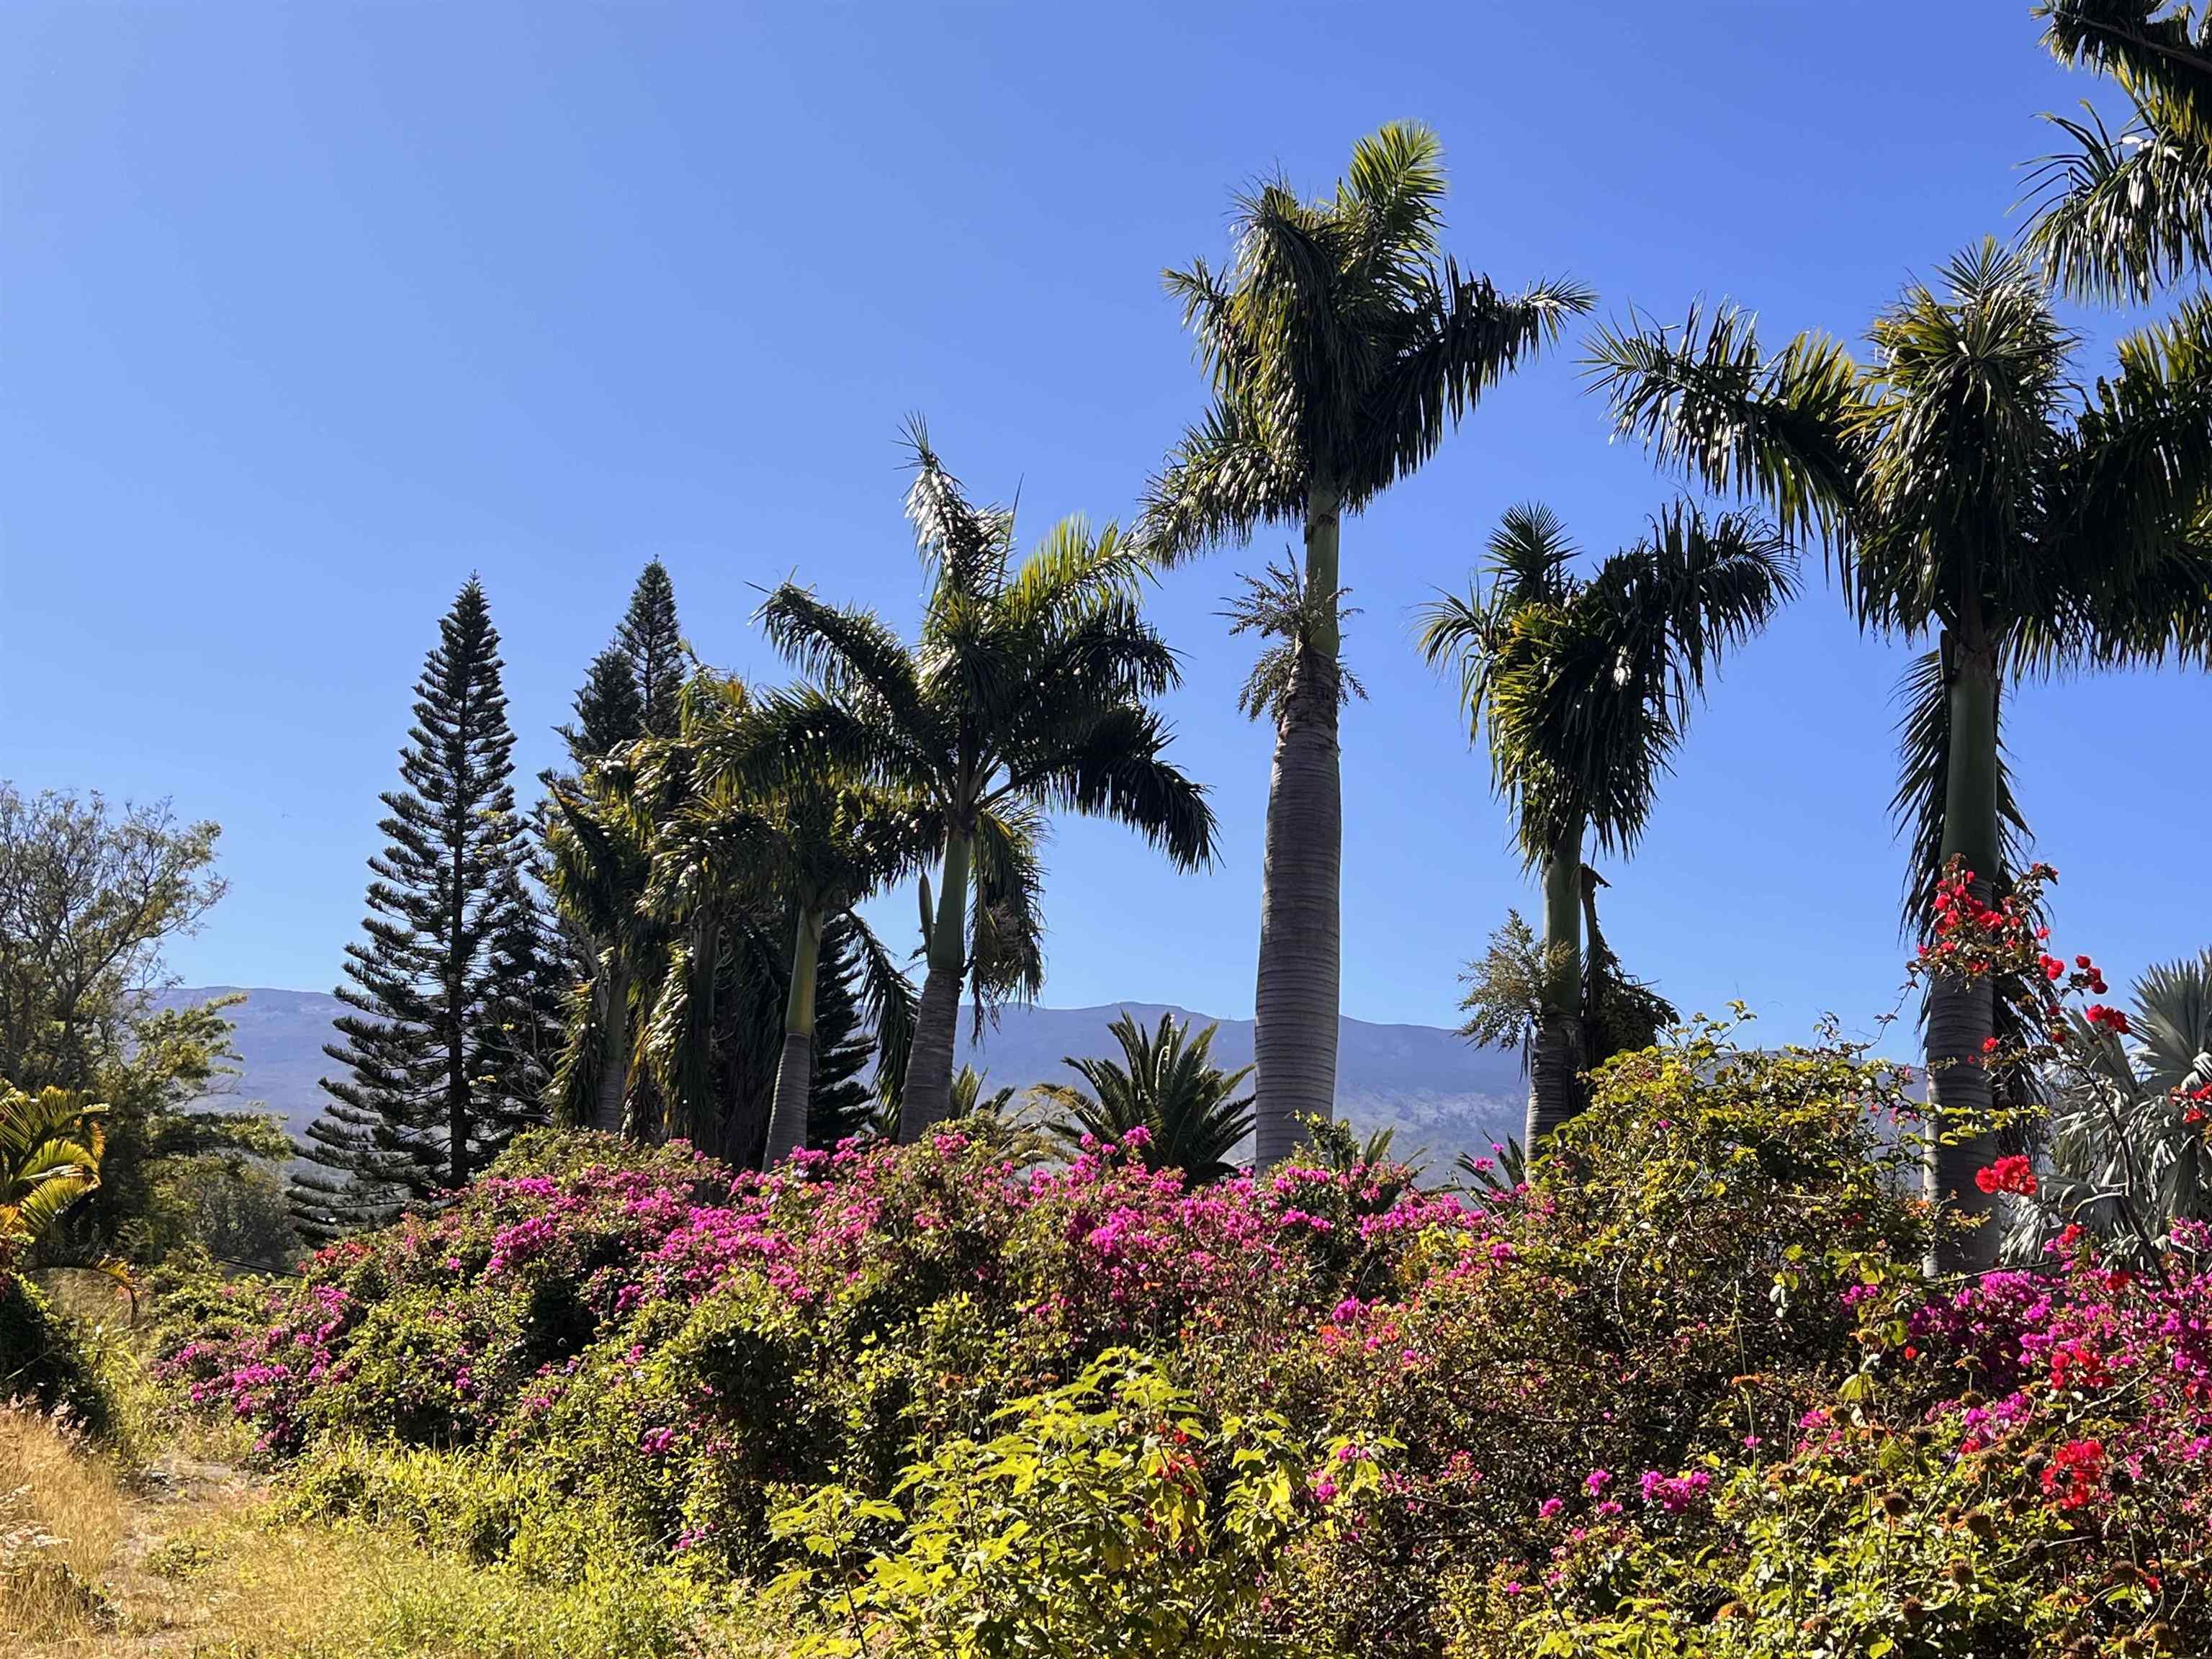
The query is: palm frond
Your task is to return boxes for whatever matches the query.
[1583,301,1865,548]
[2026,102,2212,303]
[1890,649,2036,932]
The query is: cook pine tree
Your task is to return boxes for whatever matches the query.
[291,580,557,1237]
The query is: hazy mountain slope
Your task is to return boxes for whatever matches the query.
[159,988,1525,1172]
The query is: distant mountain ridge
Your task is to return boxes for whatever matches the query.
[158,986,1524,1172]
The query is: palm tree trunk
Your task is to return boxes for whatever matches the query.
[1927,634,2002,1274]
[1251,480,1344,1170]
[593,956,630,1138]
[899,831,971,1141]
[763,906,824,1169]
[1528,821,1586,1148]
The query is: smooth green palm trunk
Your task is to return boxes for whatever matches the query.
[899,831,971,1141]
[763,905,823,1169]
[593,957,630,1138]
[1927,639,2002,1273]
[1251,480,1344,1169]
[1529,820,1586,1148]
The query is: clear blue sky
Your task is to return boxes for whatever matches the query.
[4,2,2205,1045]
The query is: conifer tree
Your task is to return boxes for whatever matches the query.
[291,580,549,1237]
[618,561,686,741]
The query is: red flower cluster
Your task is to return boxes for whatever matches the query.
[2085,1003,2131,1035]
[1973,1155,2037,1197]
[2041,1437,2106,1510]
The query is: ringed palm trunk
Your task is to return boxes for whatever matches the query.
[762,905,824,1169]
[593,955,631,1138]
[1528,820,1586,1149]
[1251,480,1344,1170]
[899,830,971,1141]
[1926,633,2001,1274]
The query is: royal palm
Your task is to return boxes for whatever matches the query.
[756,426,1215,1139]
[1588,241,2212,1269]
[1139,122,1592,1166]
[1419,503,1791,1145]
[665,709,932,1168]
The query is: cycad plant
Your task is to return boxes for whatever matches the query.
[1588,240,2212,1267]
[1035,1011,1255,1182]
[1139,122,1593,1166]
[755,424,1215,1141]
[1419,502,1792,1143]
[1,1084,104,1256]
[2031,1,2212,303]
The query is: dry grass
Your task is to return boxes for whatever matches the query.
[0,1403,127,1641]
[1,1398,793,1658]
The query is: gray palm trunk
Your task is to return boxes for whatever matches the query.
[1925,633,2002,1274]
[1251,482,1344,1169]
[762,905,824,1168]
[899,830,971,1141]
[592,956,630,1138]
[1528,822,1586,1148]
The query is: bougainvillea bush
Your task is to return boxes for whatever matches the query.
[161,984,2212,1655]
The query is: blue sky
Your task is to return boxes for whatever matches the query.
[4,2,2205,1045]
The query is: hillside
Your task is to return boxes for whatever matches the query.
[158,986,1524,1170]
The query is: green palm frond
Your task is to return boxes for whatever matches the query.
[2132,948,2212,1092]
[1223,557,1367,723]
[1,1084,107,1248]
[1038,1010,1255,1182]
[2028,102,2212,302]
[1890,648,2036,932]
[902,415,1015,599]
[1584,301,1866,548]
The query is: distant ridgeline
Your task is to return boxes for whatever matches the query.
[156,987,1524,1172]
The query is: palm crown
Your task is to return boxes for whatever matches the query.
[1139,122,1593,560]
[1419,502,1794,866]
[754,423,1215,1136]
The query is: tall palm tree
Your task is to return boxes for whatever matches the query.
[1137,121,1593,1166]
[1419,503,1793,1143]
[1587,241,2212,1268]
[544,768,660,1138]
[2031,1,2212,303]
[666,710,934,1168]
[1033,1010,1256,1183]
[755,425,1216,1141]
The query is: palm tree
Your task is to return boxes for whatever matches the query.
[1138,122,1593,1168]
[667,707,935,1169]
[1033,1011,1255,1182]
[544,768,660,1138]
[2031,1,2212,303]
[1419,502,1793,1143]
[948,1065,1020,1121]
[755,425,1216,1141]
[1,1085,104,1255]
[2023,948,2212,1264]
[1587,240,2212,1269]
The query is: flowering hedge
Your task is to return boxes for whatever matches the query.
[160,1011,2212,1656]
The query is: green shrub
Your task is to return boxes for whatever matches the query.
[770,1349,1388,1659]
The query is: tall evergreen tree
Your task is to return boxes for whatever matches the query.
[291,581,549,1238]
[619,561,687,741]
